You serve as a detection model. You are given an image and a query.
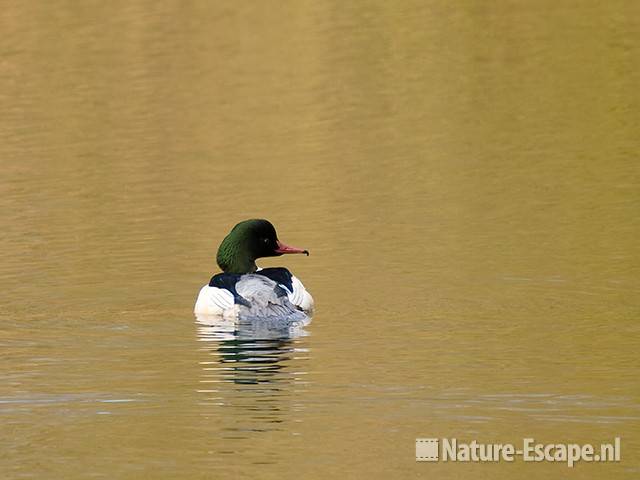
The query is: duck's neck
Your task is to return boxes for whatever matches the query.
[223,257,257,274]
[216,240,257,274]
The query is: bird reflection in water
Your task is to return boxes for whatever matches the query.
[195,314,311,439]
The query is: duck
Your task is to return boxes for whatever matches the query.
[194,219,314,320]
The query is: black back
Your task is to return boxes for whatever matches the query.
[255,268,294,293]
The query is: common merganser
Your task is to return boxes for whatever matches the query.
[194,219,314,320]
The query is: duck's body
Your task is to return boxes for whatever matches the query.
[194,220,313,321]
[194,267,314,319]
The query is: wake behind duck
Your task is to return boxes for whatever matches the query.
[194,219,314,327]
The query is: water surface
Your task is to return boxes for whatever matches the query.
[1,1,639,479]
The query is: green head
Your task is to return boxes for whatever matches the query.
[216,219,309,274]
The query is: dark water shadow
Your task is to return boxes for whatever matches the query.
[194,315,311,441]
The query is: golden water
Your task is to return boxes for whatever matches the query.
[1,2,639,478]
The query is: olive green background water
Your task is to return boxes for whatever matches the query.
[1,1,639,479]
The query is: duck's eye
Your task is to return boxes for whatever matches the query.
[263,238,270,244]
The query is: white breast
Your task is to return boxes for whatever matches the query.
[287,275,314,312]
